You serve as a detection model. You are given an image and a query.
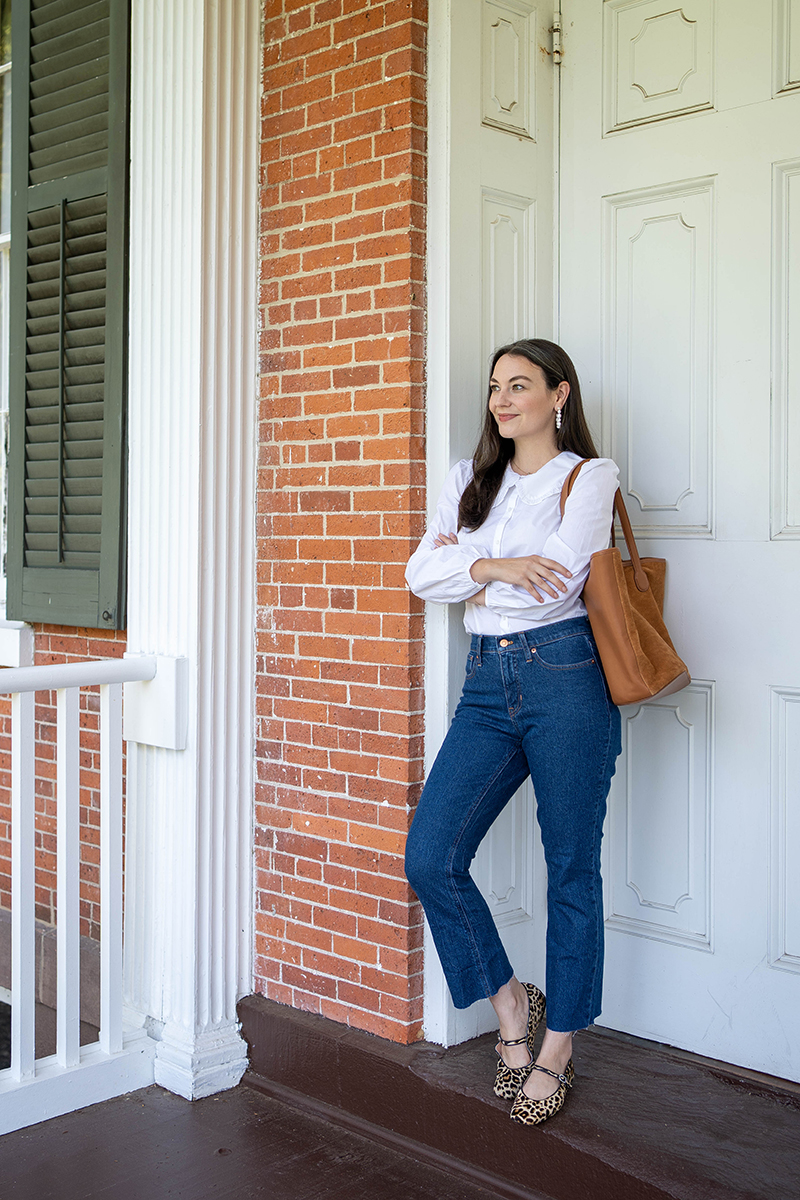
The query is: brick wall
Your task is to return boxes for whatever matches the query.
[0,626,126,938]
[255,0,427,1043]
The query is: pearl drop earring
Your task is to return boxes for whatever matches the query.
[555,408,562,431]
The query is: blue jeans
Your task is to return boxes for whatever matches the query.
[405,617,622,1032]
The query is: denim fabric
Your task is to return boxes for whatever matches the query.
[405,616,622,1032]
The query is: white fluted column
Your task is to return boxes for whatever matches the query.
[125,0,259,1099]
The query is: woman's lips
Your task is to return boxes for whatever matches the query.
[496,413,518,422]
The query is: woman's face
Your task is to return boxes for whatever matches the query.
[488,354,568,443]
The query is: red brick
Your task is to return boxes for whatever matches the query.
[304,43,354,80]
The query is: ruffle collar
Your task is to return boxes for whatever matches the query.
[503,452,581,506]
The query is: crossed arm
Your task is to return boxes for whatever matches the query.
[432,532,572,607]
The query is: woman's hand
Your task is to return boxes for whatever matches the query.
[469,554,572,603]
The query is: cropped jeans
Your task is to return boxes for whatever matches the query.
[405,617,622,1032]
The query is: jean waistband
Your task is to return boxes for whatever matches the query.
[469,616,592,663]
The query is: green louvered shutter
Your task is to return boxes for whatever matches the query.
[6,0,129,628]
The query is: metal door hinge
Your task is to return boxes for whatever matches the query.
[551,12,563,64]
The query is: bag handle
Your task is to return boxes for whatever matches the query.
[559,460,650,593]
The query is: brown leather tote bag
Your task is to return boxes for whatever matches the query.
[560,460,691,706]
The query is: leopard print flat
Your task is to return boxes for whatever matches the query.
[493,982,546,1100]
[509,1059,574,1125]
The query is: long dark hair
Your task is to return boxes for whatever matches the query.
[457,339,599,531]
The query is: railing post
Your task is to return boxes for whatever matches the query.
[10,690,35,1081]
[99,682,123,1055]
[56,687,81,1068]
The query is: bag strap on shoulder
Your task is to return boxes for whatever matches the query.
[559,459,650,593]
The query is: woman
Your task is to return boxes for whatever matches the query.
[404,339,622,1126]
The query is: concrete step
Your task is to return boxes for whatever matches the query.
[238,995,800,1200]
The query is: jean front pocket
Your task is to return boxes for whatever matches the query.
[534,633,596,671]
[464,651,479,680]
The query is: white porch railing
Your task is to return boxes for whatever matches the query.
[0,658,159,1135]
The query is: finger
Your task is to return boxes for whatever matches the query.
[537,558,573,578]
[540,569,569,593]
[529,575,559,598]
[534,581,560,599]
[525,583,545,602]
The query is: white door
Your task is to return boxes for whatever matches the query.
[424,0,556,1044]
[559,0,800,1080]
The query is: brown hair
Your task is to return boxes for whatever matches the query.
[457,339,599,531]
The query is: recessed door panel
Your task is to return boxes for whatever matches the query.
[603,0,715,133]
[606,684,713,950]
[771,159,800,538]
[604,179,713,535]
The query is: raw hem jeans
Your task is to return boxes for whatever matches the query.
[405,617,622,1032]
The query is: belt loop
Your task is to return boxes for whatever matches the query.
[521,630,533,663]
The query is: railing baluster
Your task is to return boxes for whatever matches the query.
[11,691,36,1081]
[0,657,157,1127]
[56,688,81,1068]
[99,683,123,1055]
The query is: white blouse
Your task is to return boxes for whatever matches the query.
[405,451,620,636]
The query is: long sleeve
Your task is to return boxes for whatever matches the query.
[405,461,491,603]
[483,458,619,623]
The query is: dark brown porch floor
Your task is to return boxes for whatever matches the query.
[0,1082,519,1200]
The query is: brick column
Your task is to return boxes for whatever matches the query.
[256,0,427,1043]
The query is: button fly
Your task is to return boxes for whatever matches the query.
[499,639,511,647]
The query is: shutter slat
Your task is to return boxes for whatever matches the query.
[30,55,110,103]
[29,75,107,119]
[27,401,105,423]
[28,326,105,352]
[30,110,107,154]
[28,338,104,361]
[29,148,108,184]
[25,351,59,373]
[30,128,108,167]
[30,17,108,64]
[30,32,107,81]
[27,514,101,533]
[26,415,104,441]
[26,495,102,515]
[66,287,105,311]
[24,458,104,479]
[24,535,100,552]
[30,30,108,76]
[24,553,101,568]
[30,91,107,136]
[31,0,108,35]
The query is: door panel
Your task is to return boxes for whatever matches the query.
[772,158,800,537]
[603,177,713,536]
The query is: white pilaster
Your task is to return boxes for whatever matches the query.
[125,0,259,1099]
